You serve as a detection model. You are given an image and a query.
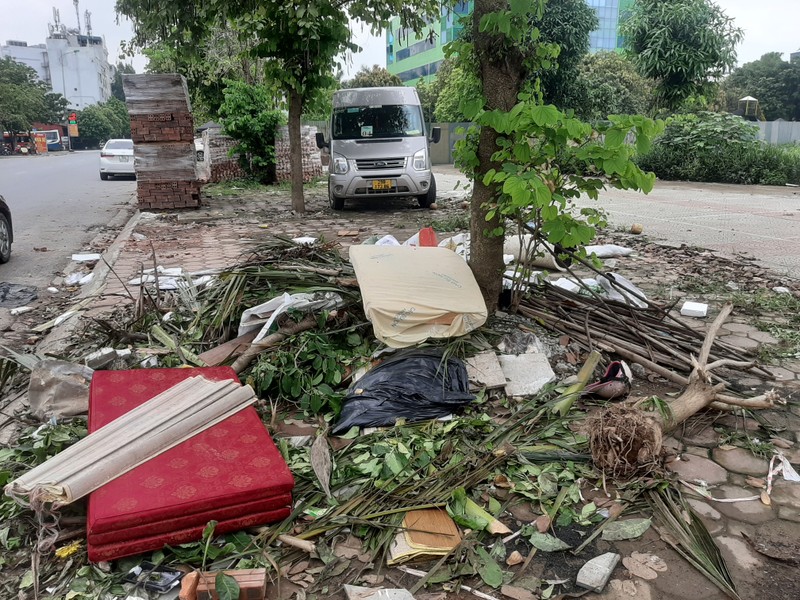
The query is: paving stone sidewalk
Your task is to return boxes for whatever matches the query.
[79,179,800,600]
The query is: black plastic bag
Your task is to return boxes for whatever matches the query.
[331,349,475,434]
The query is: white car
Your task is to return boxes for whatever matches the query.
[99,139,135,180]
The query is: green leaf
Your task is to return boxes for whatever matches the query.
[601,518,652,541]
[385,451,406,475]
[528,104,561,126]
[527,531,571,552]
[488,496,502,516]
[215,573,240,600]
[475,546,504,588]
[605,128,626,148]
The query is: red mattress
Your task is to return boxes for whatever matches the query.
[86,367,294,561]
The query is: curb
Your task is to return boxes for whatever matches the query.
[38,201,142,355]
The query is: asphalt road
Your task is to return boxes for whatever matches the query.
[0,151,135,290]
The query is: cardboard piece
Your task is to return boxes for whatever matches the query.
[349,245,487,348]
[387,508,461,565]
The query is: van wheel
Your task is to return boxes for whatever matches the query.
[418,174,436,208]
[329,182,344,210]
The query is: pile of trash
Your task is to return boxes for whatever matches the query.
[0,230,792,600]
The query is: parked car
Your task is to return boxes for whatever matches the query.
[0,195,13,263]
[99,139,135,180]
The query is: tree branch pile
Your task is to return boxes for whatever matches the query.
[517,281,774,399]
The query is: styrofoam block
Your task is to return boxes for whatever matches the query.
[498,353,556,396]
[680,301,708,318]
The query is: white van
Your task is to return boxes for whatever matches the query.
[316,87,441,210]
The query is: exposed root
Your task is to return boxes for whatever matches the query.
[586,405,663,479]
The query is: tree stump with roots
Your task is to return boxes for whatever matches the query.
[586,303,780,478]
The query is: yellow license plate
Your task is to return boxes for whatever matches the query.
[371,179,394,190]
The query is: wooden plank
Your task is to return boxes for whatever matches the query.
[122,74,191,103]
[197,330,259,367]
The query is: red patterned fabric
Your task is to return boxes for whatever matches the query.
[86,367,294,561]
[87,507,290,563]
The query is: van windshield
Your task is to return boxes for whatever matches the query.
[332,105,424,140]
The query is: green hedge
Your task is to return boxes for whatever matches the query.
[635,112,800,186]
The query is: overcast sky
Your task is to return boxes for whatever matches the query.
[1,0,797,78]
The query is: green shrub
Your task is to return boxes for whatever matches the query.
[636,112,800,185]
[218,81,284,183]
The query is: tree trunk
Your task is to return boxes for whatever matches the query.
[288,88,305,213]
[469,0,526,312]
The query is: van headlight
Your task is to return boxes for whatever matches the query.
[413,149,428,171]
[332,154,349,174]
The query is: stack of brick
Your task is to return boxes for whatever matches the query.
[202,128,247,183]
[275,125,323,183]
[122,74,201,210]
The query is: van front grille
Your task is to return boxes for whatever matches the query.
[355,158,406,170]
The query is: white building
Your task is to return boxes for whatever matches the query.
[1,31,111,111]
[0,40,50,83]
[46,32,111,109]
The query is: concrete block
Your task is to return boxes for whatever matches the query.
[680,301,708,318]
[466,351,506,390]
[576,552,620,593]
[498,353,556,396]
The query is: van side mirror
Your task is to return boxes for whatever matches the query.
[430,127,441,144]
[315,132,329,149]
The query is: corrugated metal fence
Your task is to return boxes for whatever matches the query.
[756,121,800,145]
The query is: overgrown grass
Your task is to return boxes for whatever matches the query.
[203,178,266,196]
[732,289,800,360]
[425,212,471,232]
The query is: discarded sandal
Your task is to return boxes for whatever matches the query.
[583,360,632,400]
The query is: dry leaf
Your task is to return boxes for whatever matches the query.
[360,574,384,585]
[288,560,309,576]
[501,584,537,600]
[770,437,793,449]
[494,474,514,489]
[760,491,771,506]
[746,477,766,489]
[631,552,667,572]
[607,502,625,519]
[310,432,332,499]
[717,444,737,451]
[623,556,658,580]
[506,551,525,566]
[534,514,551,533]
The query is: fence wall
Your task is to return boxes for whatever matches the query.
[756,121,800,145]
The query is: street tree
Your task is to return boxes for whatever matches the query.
[116,0,450,213]
[0,57,68,149]
[576,52,654,120]
[533,0,598,109]
[111,62,136,102]
[432,0,596,122]
[76,105,114,148]
[453,0,661,309]
[342,65,402,88]
[721,53,800,121]
[621,0,743,110]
